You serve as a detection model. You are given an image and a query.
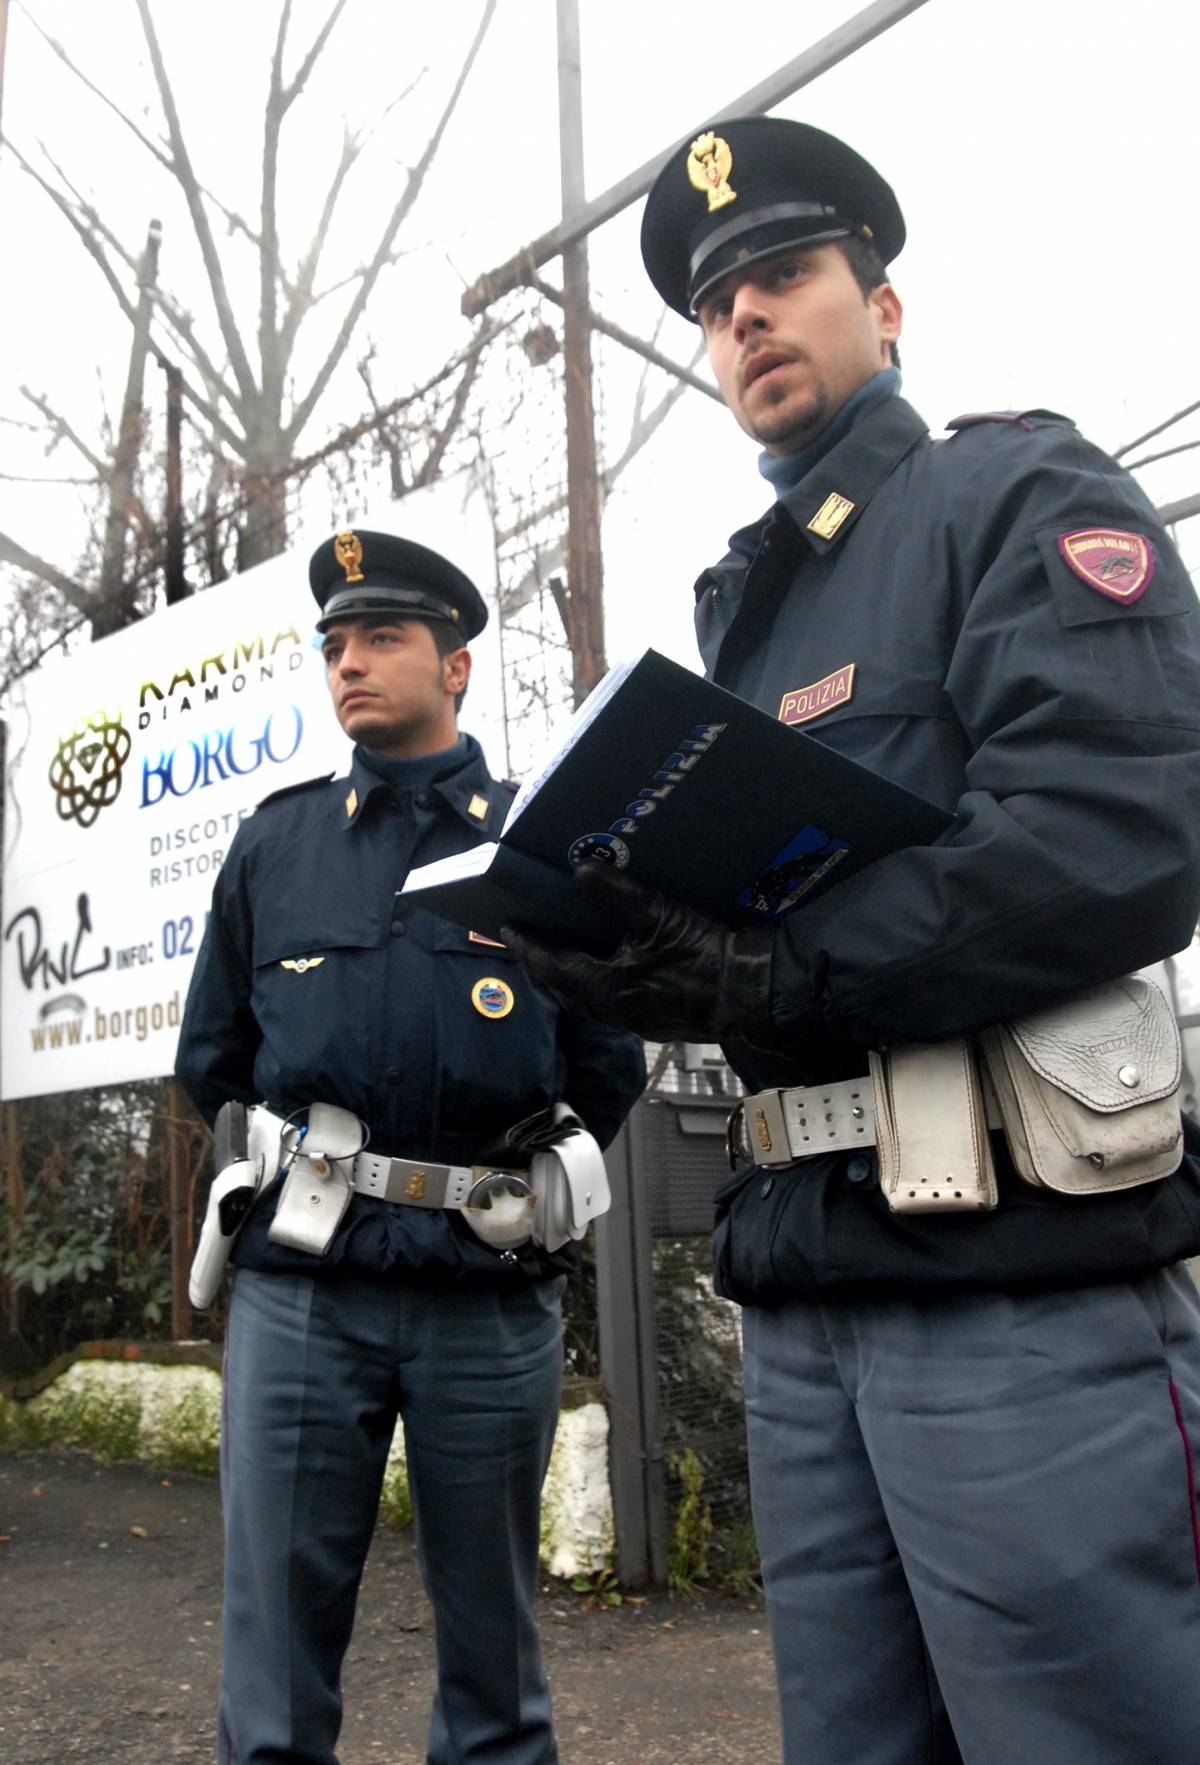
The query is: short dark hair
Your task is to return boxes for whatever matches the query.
[838,235,900,370]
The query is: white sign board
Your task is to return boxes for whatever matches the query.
[1,477,503,1100]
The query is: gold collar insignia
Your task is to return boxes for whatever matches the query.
[807,493,856,541]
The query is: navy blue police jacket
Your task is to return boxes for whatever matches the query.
[699,394,1200,1302]
[175,734,646,1287]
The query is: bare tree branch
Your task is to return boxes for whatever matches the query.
[29,143,249,426]
[414,323,491,488]
[20,387,108,475]
[13,2,261,246]
[0,530,94,613]
[146,347,245,454]
[277,76,431,357]
[259,0,293,422]
[602,345,705,487]
[0,471,98,486]
[286,0,497,445]
[280,0,353,107]
[309,240,427,306]
[356,349,408,496]
[261,1,354,418]
[278,127,361,357]
[146,291,246,425]
[7,145,246,454]
[7,139,138,326]
[14,2,173,169]
[134,0,258,402]
[288,318,509,477]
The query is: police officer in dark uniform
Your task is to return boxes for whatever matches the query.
[505,120,1200,1763]
[176,529,645,1765]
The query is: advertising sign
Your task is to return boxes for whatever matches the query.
[1,478,502,1099]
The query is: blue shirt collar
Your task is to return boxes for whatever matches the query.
[355,733,470,796]
[757,367,902,498]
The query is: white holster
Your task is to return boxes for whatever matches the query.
[528,1104,612,1252]
[189,1100,267,1309]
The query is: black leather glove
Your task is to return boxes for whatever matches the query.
[502,862,779,1046]
[473,1105,582,1170]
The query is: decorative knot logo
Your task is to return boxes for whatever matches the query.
[48,711,133,828]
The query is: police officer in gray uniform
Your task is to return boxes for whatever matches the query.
[506,120,1200,1763]
[176,529,645,1765]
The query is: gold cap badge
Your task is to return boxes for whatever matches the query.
[334,530,364,583]
[687,131,736,213]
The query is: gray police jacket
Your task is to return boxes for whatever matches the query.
[175,736,646,1288]
[696,396,1200,1299]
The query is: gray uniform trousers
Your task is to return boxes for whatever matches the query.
[217,1266,565,1765]
[742,1264,1200,1765]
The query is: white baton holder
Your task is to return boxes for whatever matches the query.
[267,1102,365,1257]
[529,1104,612,1253]
[189,1153,266,1310]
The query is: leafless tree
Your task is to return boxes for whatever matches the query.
[2,0,498,636]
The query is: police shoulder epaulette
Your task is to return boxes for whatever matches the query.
[946,408,1074,434]
[254,771,335,812]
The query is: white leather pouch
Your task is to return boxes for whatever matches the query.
[267,1102,364,1255]
[977,974,1182,1195]
[530,1109,611,1252]
[869,1036,998,1214]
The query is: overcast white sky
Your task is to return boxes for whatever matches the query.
[3,0,1200,687]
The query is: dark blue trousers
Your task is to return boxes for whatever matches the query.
[218,1267,564,1765]
[743,1264,1200,1764]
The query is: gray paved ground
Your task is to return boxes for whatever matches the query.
[0,1451,781,1764]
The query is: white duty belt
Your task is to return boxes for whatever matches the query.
[727,1077,878,1169]
[728,1074,1003,1168]
[252,1101,610,1254]
[251,1104,523,1209]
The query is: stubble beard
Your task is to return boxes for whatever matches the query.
[746,375,832,452]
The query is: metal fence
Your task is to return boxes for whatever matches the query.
[595,1044,750,1588]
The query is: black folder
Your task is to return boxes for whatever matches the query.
[401,649,951,948]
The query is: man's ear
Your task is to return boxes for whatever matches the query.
[871,281,903,357]
[443,645,471,698]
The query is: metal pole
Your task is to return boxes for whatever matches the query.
[167,1077,192,1340]
[1156,491,1200,528]
[557,0,605,704]
[463,0,932,317]
[595,1111,667,1585]
[164,363,187,603]
[0,0,10,146]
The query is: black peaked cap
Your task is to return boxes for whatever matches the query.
[309,528,488,638]
[640,116,905,319]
